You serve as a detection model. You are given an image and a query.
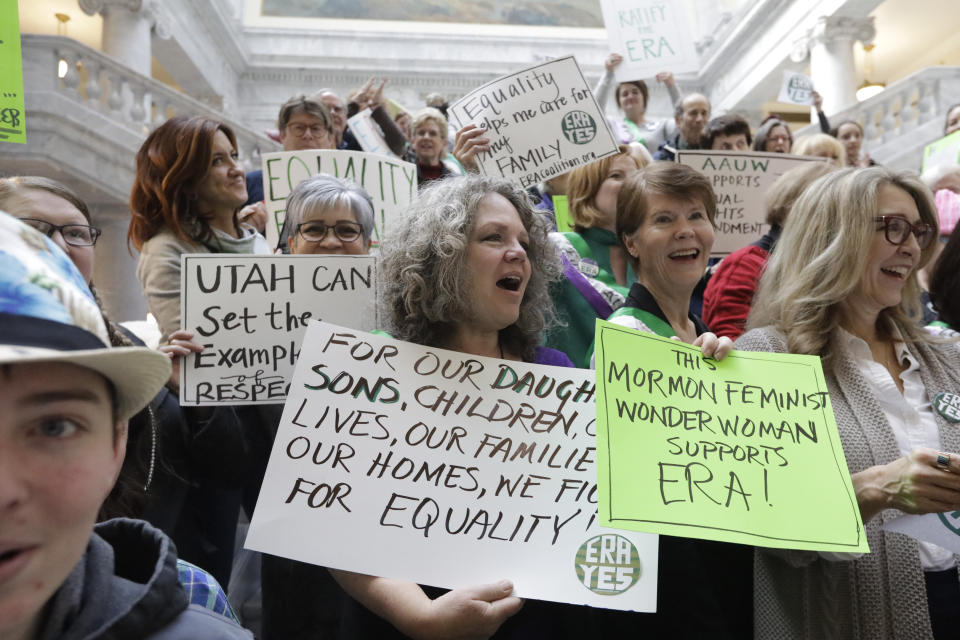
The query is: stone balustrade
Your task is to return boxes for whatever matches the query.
[793,66,960,170]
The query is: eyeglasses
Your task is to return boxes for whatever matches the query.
[874,215,935,250]
[295,220,363,243]
[287,123,331,138]
[19,218,101,246]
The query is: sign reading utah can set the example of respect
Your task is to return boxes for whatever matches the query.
[246,321,659,611]
[448,56,619,189]
[594,320,868,553]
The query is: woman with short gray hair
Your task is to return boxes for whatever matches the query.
[284,174,375,254]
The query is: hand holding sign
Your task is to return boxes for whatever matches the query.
[856,447,960,523]
[453,124,491,174]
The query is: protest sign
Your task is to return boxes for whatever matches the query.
[347,108,399,158]
[448,56,619,189]
[260,149,417,248]
[922,129,960,172]
[885,512,960,556]
[179,255,378,405]
[777,70,814,106]
[676,150,826,256]
[246,321,659,611]
[553,195,573,232]
[594,320,868,552]
[598,0,699,80]
[0,1,26,144]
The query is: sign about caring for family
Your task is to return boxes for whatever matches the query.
[598,0,699,79]
[448,56,619,189]
[178,255,378,406]
[777,70,815,106]
[260,149,417,249]
[594,320,868,552]
[246,321,659,611]
[675,150,826,256]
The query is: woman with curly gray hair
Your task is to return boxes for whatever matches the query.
[331,174,577,639]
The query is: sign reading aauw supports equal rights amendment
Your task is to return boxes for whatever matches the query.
[594,320,868,553]
[246,321,658,611]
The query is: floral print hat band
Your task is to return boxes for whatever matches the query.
[0,211,169,420]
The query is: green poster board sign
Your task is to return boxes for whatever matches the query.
[0,1,26,144]
[553,195,572,232]
[594,319,868,552]
[922,130,960,173]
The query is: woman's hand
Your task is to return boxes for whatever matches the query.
[410,581,524,640]
[812,90,823,112]
[238,201,267,233]
[368,78,387,110]
[604,53,623,73]
[655,71,676,87]
[853,448,960,523]
[159,329,204,391]
[691,332,734,361]
[453,124,491,174]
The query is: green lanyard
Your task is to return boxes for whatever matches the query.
[608,306,677,339]
[561,232,628,294]
[622,118,646,146]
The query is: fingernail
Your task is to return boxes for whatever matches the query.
[499,580,512,591]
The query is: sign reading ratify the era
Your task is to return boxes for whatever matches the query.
[448,56,619,189]
[594,321,868,553]
[599,0,699,80]
[260,149,417,249]
[178,255,377,406]
[676,150,827,257]
[0,1,26,144]
[246,321,659,611]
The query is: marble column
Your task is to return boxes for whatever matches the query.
[78,0,171,77]
[792,16,876,118]
[92,204,148,323]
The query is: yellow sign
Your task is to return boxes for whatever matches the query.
[594,320,868,552]
[0,1,26,144]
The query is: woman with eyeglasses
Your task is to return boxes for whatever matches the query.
[736,167,960,639]
[284,174,374,255]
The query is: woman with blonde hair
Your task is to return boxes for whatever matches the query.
[546,146,645,366]
[791,133,846,165]
[737,167,960,639]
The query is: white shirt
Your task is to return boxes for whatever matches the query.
[841,329,955,571]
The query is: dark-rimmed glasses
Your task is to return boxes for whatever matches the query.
[19,218,101,246]
[286,123,331,138]
[295,220,363,243]
[874,215,935,250]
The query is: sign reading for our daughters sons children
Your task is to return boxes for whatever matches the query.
[448,56,619,189]
[178,254,378,405]
[246,321,659,611]
[599,0,699,80]
[594,320,868,553]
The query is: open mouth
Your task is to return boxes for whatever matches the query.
[669,248,700,261]
[496,276,522,292]
[0,548,21,564]
[881,266,909,279]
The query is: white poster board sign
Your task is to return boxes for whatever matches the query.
[246,321,659,611]
[599,0,699,80]
[676,150,827,256]
[260,149,417,249]
[347,108,399,159]
[178,255,378,405]
[885,512,960,556]
[448,56,619,189]
[777,70,814,106]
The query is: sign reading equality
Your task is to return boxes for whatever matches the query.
[594,320,868,553]
[0,1,26,144]
[448,56,619,189]
[246,321,659,611]
[676,150,827,257]
[179,254,378,405]
[599,0,699,80]
[260,149,417,249]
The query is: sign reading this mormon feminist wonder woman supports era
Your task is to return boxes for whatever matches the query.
[246,321,659,611]
[448,56,619,189]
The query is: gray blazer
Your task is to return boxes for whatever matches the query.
[736,326,960,640]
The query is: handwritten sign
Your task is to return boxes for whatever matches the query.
[246,321,658,611]
[676,150,826,256]
[598,0,699,80]
[448,56,619,189]
[594,320,868,552]
[179,255,378,405]
[260,149,417,249]
[0,1,26,144]
[885,512,960,556]
[553,195,573,232]
[777,70,814,106]
[347,108,399,159]
[922,129,960,173]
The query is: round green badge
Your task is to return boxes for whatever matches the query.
[561,110,597,145]
[938,511,960,536]
[934,392,960,423]
[574,534,641,595]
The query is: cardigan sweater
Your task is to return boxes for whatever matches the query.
[735,326,960,639]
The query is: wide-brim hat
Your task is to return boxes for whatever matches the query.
[0,212,170,420]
